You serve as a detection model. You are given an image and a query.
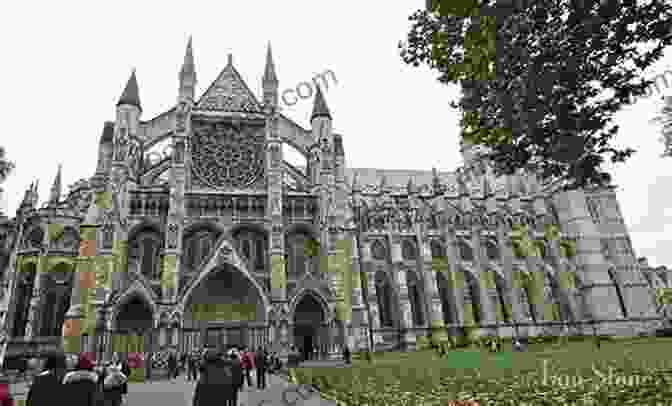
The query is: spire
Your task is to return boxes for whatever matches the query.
[379,174,387,193]
[311,85,331,121]
[117,69,142,112]
[227,54,233,66]
[182,36,195,73]
[406,177,416,195]
[351,171,360,192]
[263,42,278,83]
[31,180,39,207]
[432,168,442,194]
[49,164,62,204]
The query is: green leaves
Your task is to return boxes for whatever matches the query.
[401,0,672,190]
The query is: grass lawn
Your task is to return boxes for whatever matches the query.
[290,337,672,405]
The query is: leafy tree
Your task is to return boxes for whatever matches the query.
[0,146,14,185]
[400,0,672,190]
[652,95,672,157]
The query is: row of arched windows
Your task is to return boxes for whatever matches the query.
[369,239,501,262]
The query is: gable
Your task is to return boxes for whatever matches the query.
[195,63,262,113]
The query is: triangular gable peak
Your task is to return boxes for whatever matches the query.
[195,57,262,113]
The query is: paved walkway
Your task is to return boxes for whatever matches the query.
[127,373,337,406]
[9,371,339,405]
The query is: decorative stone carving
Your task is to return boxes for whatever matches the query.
[217,245,233,265]
[166,223,178,250]
[176,101,192,133]
[191,122,265,189]
[101,223,114,250]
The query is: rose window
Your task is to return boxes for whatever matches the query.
[191,122,265,188]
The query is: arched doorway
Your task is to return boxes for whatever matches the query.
[113,295,155,362]
[116,296,154,332]
[184,263,267,351]
[292,292,326,361]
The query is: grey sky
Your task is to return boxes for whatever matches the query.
[1,0,670,267]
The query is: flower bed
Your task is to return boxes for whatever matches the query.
[292,338,672,405]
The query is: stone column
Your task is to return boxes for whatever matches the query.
[350,235,368,351]
[266,108,288,353]
[25,258,46,340]
[471,220,496,327]
[418,236,448,345]
[162,109,188,302]
[389,235,415,350]
[365,268,382,347]
[441,209,466,330]
[496,213,525,329]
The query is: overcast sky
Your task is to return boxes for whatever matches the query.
[1,1,671,267]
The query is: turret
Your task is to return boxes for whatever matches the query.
[179,36,197,102]
[457,171,472,212]
[48,164,62,205]
[116,70,142,146]
[311,85,333,184]
[262,42,278,107]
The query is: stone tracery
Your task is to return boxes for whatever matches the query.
[191,122,265,189]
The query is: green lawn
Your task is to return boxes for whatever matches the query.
[291,337,672,405]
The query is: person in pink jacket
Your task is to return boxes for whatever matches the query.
[239,347,254,388]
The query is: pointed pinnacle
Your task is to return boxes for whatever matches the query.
[379,174,387,191]
[263,41,278,83]
[351,171,360,192]
[117,70,142,112]
[182,36,195,71]
[407,177,416,195]
[311,85,331,121]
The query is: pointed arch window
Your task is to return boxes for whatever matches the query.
[492,271,510,322]
[462,271,481,324]
[375,271,394,327]
[371,240,387,261]
[402,240,417,261]
[458,241,474,261]
[485,241,499,261]
[407,272,425,326]
[141,238,159,279]
[255,238,265,271]
[436,272,454,325]
[430,240,445,259]
[242,239,252,261]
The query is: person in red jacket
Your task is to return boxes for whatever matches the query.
[239,347,254,388]
[0,375,13,406]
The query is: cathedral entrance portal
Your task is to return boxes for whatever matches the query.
[114,296,155,360]
[184,263,267,352]
[292,292,326,361]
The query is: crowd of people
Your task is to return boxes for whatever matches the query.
[24,352,131,406]
[11,345,284,406]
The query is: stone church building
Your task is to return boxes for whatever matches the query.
[0,39,665,359]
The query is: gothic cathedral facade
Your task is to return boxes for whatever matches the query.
[0,40,664,359]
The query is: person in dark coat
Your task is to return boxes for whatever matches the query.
[26,352,67,406]
[167,352,178,381]
[240,348,253,387]
[192,350,234,406]
[229,352,243,406]
[342,345,351,365]
[62,355,100,406]
[102,364,128,406]
[254,347,267,389]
